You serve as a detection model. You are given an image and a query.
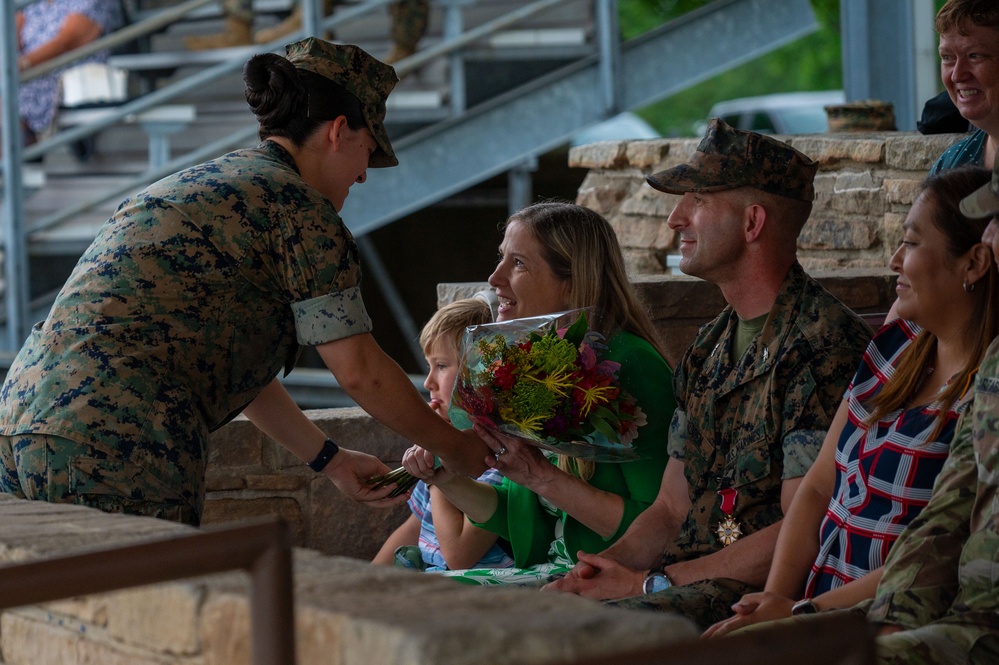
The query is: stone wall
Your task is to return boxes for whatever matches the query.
[568,131,963,275]
[0,494,698,665]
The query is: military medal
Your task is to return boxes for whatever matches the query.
[716,487,742,546]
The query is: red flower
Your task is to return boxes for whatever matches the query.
[492,362,517,390]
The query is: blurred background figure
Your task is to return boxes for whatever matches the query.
[16,0,123,146]
[185,0,428,65]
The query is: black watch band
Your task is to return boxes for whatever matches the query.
[307,438,340,472]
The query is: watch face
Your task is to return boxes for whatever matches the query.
[643,573,671,594]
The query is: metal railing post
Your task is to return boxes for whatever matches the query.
[300,0,322,38]
[0,0,31,351]
[595,0,621,116]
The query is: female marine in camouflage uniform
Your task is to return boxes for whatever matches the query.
[0,38,487,525]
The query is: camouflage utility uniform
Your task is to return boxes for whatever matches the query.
[0,141,370,525]
[866,336,999,664]
[613,262,871,629]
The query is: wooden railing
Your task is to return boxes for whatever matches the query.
[0,519,296,665]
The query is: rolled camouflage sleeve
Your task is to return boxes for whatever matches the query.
[292,286,373,345]
[867,408,976,628]
[667,408,688,461]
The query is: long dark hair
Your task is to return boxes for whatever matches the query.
[242,53,366,144]
[867,166,999,433]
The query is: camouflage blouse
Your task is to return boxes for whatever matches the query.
[0,141,371,511]
[663,262,871,565]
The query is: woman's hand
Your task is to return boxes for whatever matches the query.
[701,591,796,638]
[476,424,556,491]
[323,448,409,507]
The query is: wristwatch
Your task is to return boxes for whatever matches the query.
[642,569,673,594]
[790,598,819,616]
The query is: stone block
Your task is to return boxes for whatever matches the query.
[1,609,180,665]
[207,419,264,469]
[575,184,630,215]
[610,213,668,249]
[306,475,409,559]
[621,249,666,276]
[201,497,307,548]
[883,211,907,262]
[625,139,672,168]
[883,178,923,205]
[567,141,629,169]
[788,135,886,165]
[103,585,202,654]
[436,282,489,310]
[833,169,882,191]
[647,139,699,172]
[799,214,878,250]
[204,472,247,492]
[808,269,896,312]
[619,182,679,219]
[245,473,306,492]
[829,187,887,216]
[885,133,965,170]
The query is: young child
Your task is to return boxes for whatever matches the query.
[372,298,513,571]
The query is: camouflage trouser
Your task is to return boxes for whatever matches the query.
[608,577,757,631]
[876,620,999,665]
[220,0,428,50]
[0,433,199,525]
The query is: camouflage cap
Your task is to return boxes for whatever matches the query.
[960,156,999,219]
[647,118,818,202]
[285,38,399,168]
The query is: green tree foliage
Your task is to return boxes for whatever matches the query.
[622,0,843,136]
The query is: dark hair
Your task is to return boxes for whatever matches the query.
[867,166,999,434]
[936,0,999,33]
[243,53,367,144]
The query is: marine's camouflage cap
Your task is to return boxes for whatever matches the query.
[647,118,818,202]
[285,38,399,168]
[960,156,999,219]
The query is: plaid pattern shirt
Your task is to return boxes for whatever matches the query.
[408,468,513,571]
[805,319,970,598]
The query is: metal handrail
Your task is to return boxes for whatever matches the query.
[0,519,297,665]
[23,0,580,234]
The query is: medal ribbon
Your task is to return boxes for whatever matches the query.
[717,487,737,515]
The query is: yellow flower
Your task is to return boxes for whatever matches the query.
[577,384,618,417]
[523,367,575,398]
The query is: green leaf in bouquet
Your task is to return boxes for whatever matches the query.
[591,415,617,441]
[562,311,589,347]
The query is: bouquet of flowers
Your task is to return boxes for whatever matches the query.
[447,308,647,461]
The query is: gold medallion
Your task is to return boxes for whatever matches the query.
[716,515,743,546]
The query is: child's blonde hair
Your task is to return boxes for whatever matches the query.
[419,298,493,360]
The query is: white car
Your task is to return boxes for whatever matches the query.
[696,90,846,135]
